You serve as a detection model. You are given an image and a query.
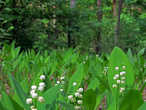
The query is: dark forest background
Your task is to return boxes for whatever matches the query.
[0,0,146,54]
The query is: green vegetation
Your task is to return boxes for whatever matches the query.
[0,0,146,53]
[0,44,145,110]
[0,0,146,110]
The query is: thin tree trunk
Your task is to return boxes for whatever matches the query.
[114,0,123,46]
[67,22,72,48]
[70,0,76,8]
[96,0,102,53]
[113,0,117,17]
[67,0,76,48]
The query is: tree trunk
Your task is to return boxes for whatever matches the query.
[67,24,72,48]
[67,0,76,48]
[114,0,123,46]
[113,0,117,17]
[96,0,102,54]
[70,0,76,8]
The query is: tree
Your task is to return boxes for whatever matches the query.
[96,0,102,53]
[113,0,117,17]
[114,0,123,46]
[67,0,76,48]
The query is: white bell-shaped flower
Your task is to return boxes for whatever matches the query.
[112,84,117,88]
[57,81,60,84]
[115,66,119,70]
[68,95,73,100]
[39,82,45,87]
[38,96,44,102]
[77,100,83,104]
[78,88,83,93]
[74,106,81,110]
[73,82,77,86]
[40,75,45,80]
[26,98,32,104]
[60,76,65,80]
[31,93,38,98]
[31,85,37,90]
[30,89,35,94]
[117,80,121,84]
[75,92,80,97]
[38,86,44,91]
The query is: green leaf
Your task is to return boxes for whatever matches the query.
[37,86,60,110]
[44,86,60,105]
[83,89,97,110]
[108,47,135,93]
[20,79,29,94]
[119,90,144,110]
[127,48,134,65]
[8,74,30,110]
[57,101,74,110]
[6,0,10,4]
[40,19,49,24]
[107,92,117,110]
[7,26,14,31]
[0,91,15,110]
[0,102,7,110]
[9,97,24,110]
[137,48,145,57]
[138,102,146,110]
[67,64,84,94]
[87,78,99,90]
[0,91,24,110]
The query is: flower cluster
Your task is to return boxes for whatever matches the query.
[68,83,83,110]
[55,75,65,92]
[112,66,126,93]
[83,56,88,64]
[26,75,46,110]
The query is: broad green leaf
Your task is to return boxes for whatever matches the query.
[44,86,60,104]
[138,102,146,110]
[108,47,135,93]
[87,78,99,90]
[67,64,84,94]
[0,102,7,110]
[83,89,97,110]
[8,74,30,110]
[127,48,134,65]
[0,91,15,110]
[119,90,144,110]
[37,86,60,110]
[9,97,24,110]
[107,92,117,110]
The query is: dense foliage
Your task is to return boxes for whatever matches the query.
[0,0,146,109]
[0,0,146,53]
[0,44,146,110]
